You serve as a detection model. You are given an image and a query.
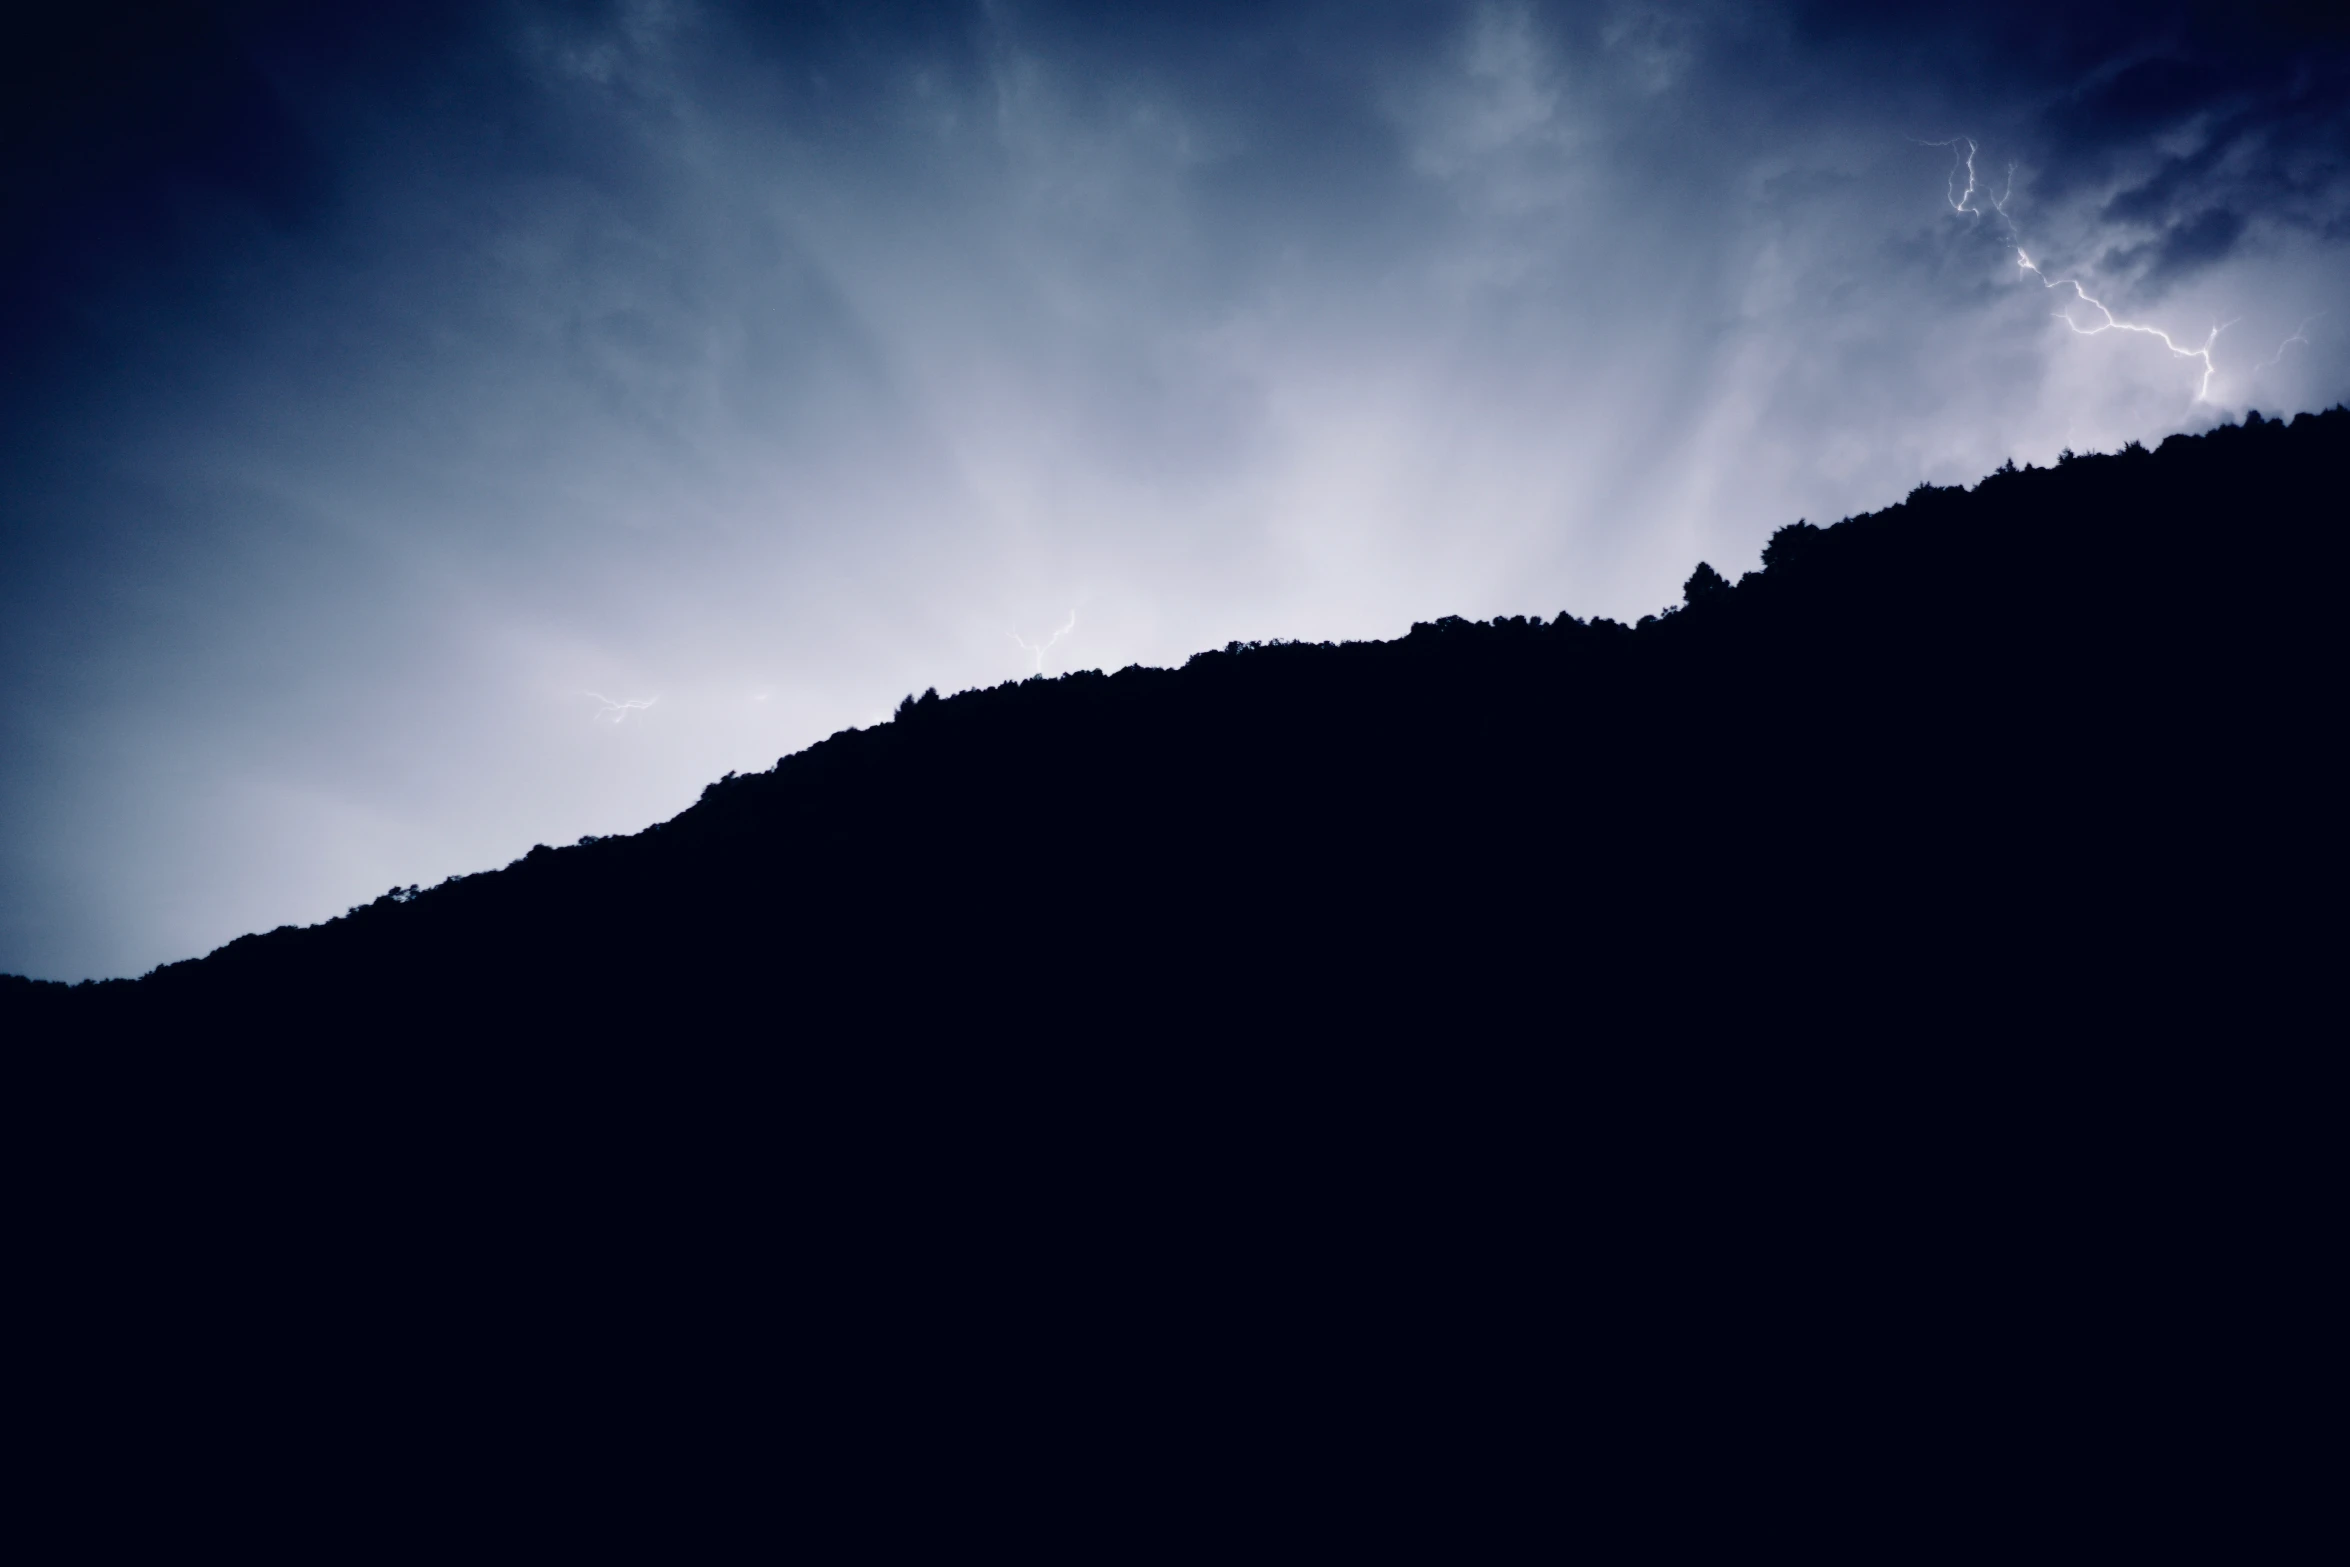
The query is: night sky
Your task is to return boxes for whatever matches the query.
[4,2,2345,981]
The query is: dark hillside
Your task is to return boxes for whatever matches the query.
[9,408,2342,1040]
[8,414,2336,1537]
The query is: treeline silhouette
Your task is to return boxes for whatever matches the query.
[6,408,2339,1040]
[9,414,2335,1536]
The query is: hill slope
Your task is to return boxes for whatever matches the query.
[9,413,2336,1552]
[8,408,2340,1038]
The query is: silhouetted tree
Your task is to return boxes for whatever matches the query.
[1759,519,1820,571]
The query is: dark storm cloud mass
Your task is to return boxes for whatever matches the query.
[2104,206,2247,290]
[4,1,2346,979]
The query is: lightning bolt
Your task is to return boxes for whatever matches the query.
[1009,610,1076,674]
[2259,312,2325,369]
[1920,136,1985,217]
[2015,248,2234,402]
[1933,137,2233,403]
[586,692,655,723]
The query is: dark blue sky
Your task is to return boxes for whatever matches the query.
[5,1,2345,979]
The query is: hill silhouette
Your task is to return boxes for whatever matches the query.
[6,408,2340,1039]
[8,413,2335,1541]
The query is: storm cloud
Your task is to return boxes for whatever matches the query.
[5,1,2346,979]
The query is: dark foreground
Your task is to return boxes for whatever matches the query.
[7,412,2335,1546]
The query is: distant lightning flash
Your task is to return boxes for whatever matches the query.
[586,692,655,723]
[1932,136,2233,403]
[1924,135,1986,218]
[1009,610,1076,674]
[2260,312,2326,369]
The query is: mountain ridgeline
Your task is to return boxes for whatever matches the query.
[9,409,2340,1036]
